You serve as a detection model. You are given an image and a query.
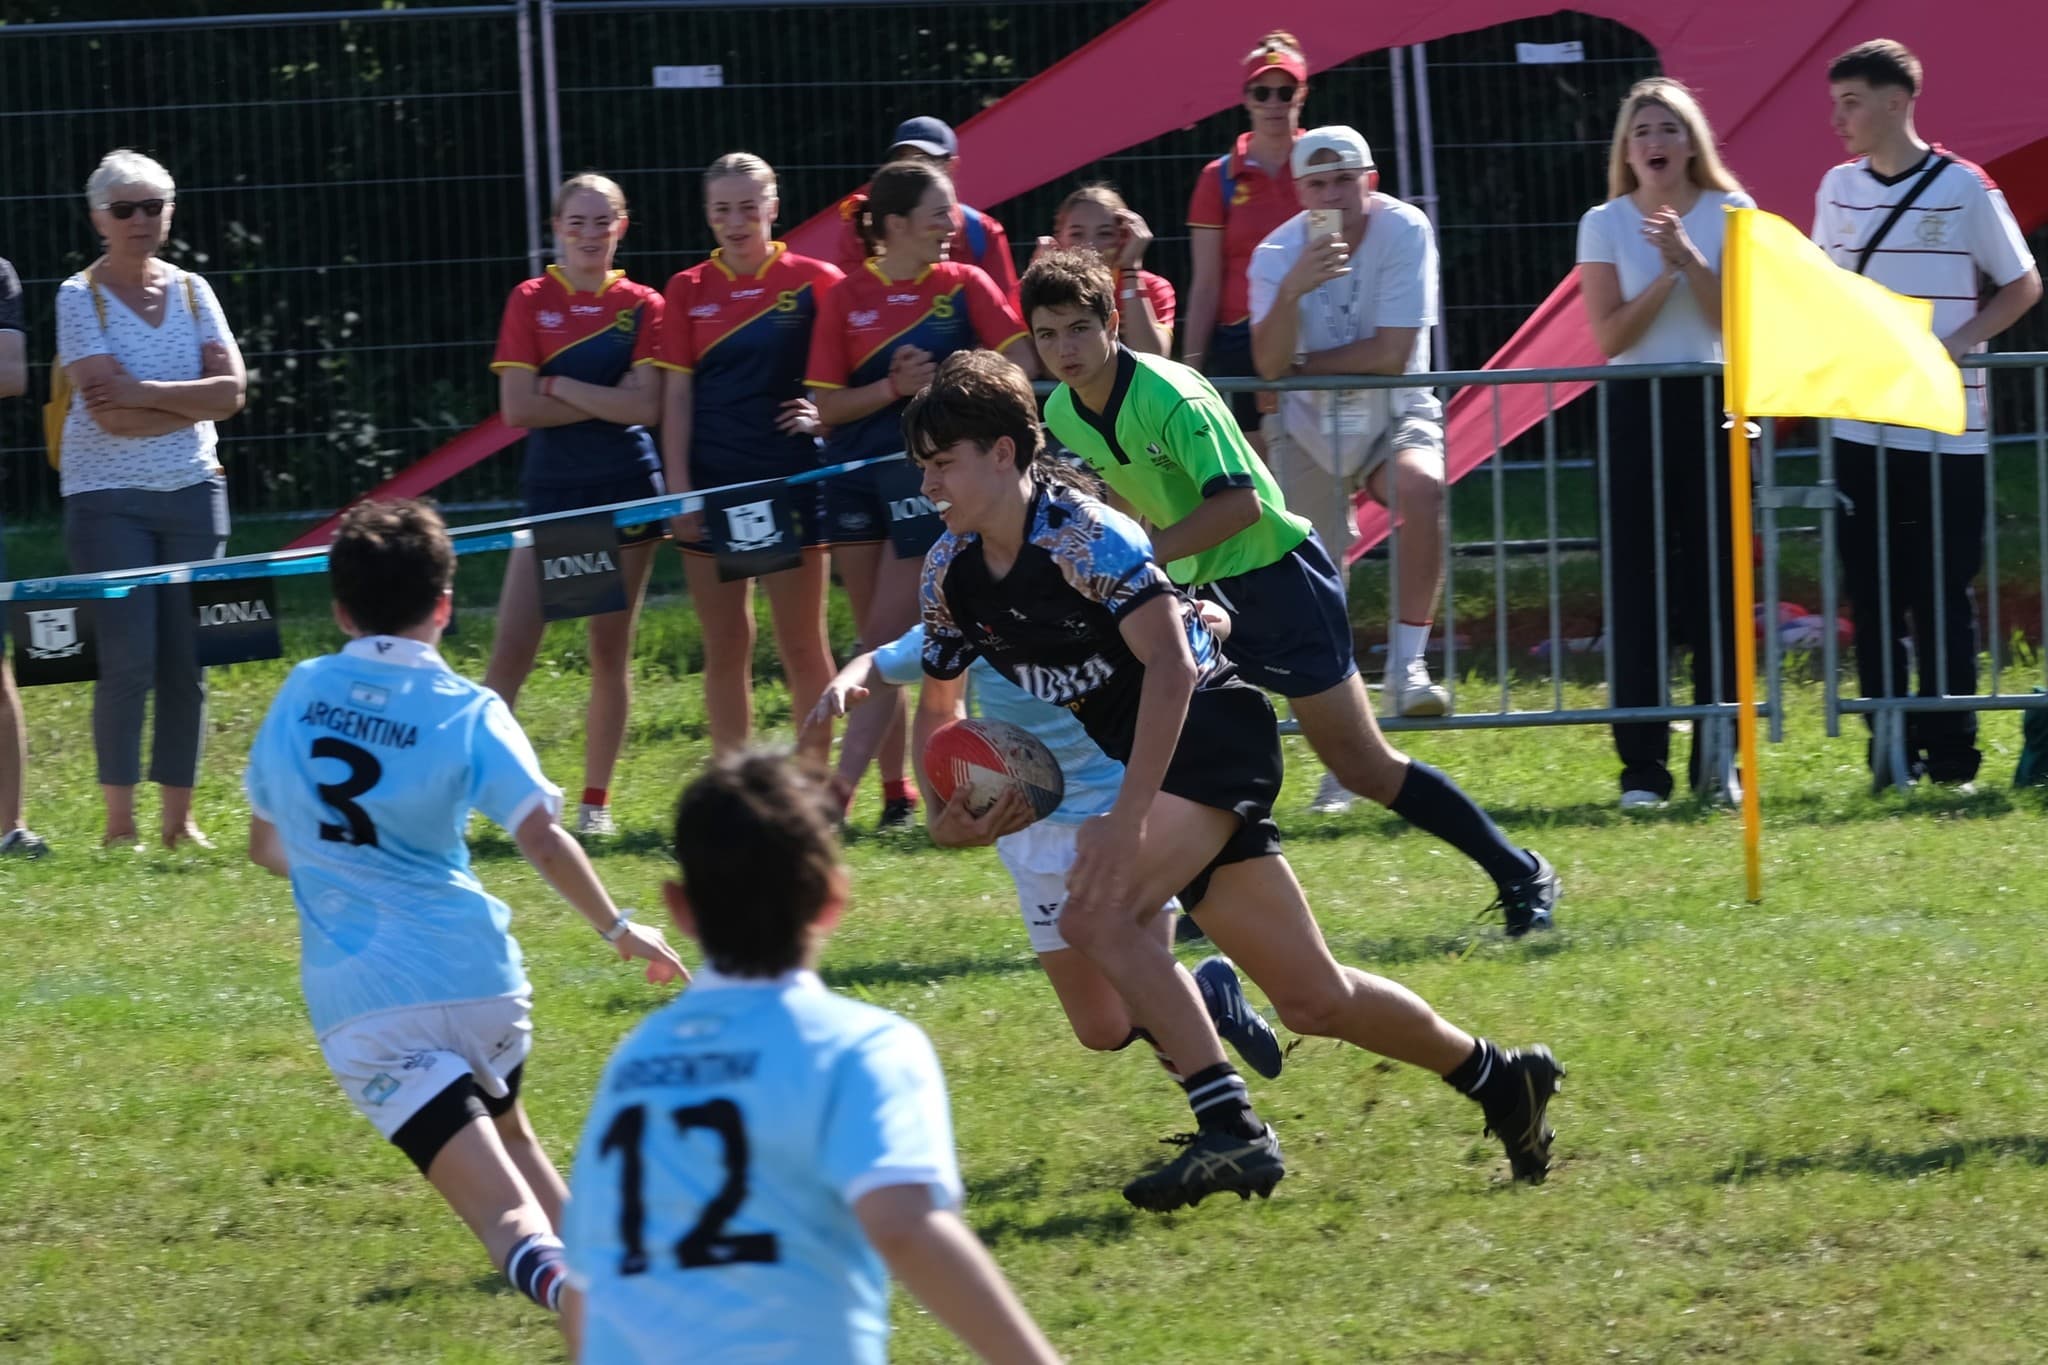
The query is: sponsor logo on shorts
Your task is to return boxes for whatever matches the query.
[1031,902,1060,927]
[363,1073,400,1106]
[401,1051,436,1072]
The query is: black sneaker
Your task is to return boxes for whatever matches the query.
[0,827,50,859]
[1479,1045,1565,1183]
[1173,911,1208,946]
[1489,851,1558,938]
[877,796,918,830]
[1193,957,1283,1079]
[1122,1125,1286,1212]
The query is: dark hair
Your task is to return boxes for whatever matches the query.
[857,160,951,257]
[328,499,455,636]
[1828,39,1921,95]
[1019,248,1118,329]
[903,350,1046,469]
[672,750,844,976]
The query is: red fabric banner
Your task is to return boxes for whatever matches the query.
[285,416,522,550]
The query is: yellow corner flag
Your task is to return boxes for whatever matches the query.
[1722,207,1965,433]
[1717,207,1965,903]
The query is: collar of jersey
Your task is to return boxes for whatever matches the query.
[709,241,787,282]
[1068,345,1140,461]
[545,263,627,297]
[1232,128,1302,178]
[689,966,826,994]
[1862,144,1945,188]
[342,635,449,670]
[864,257,933,288]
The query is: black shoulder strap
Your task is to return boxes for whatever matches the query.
[1853,153,1953,275]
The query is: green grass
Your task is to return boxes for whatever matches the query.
[7,591,2048,1362]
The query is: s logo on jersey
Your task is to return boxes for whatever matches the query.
[774,290,801,313]
[613,309,637,333]
[931,293,956,321]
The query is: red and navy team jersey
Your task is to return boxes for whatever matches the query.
[804,259,1026,463]
[657,245,844,482]
[491,266,663,488]
[831,198,1020,307]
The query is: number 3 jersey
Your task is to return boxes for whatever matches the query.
[243,637,563,1034]
[564,969,962,1365]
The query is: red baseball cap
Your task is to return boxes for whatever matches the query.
[1244,40,1308,85]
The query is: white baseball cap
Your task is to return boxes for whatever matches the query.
[1291,126,1375,178]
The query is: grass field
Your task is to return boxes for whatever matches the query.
[6,586,2048,1363]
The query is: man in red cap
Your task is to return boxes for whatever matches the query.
[832,115,1019,306]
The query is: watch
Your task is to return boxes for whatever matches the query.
[601,909,634,943]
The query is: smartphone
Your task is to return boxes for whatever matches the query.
[1308,209,1349,273]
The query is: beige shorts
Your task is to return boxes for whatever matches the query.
[1264,416,1445,560]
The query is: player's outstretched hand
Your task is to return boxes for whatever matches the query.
[1064,810,1137,918]
[615,921,690,986]
[804,675,871,734]
[929,786,1034,849]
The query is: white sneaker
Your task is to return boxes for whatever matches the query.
[1619,789,1666,811]
[1389,658,1451,718]
[576,803,618,838]
[1311,772,1356,814]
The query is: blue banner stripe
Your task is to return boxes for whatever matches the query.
[0,453,908,601]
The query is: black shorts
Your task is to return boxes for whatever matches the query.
[1198,531,1358,697]
[818,458,942,556]
[1161,681,1285,909]
[525,468,668,547]
[1202,321,1263,433]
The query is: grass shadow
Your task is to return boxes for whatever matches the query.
[967,1159,1046,1205]
[358,1272,508,1306]
[972,1204,1137,1247]
[1294,786,2017,836]
[820,953,1041,990]
[1712,1134,2048,1185]
[1324,927,1580,968]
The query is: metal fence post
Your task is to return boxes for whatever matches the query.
[539,0,563,203]
[519,0,543,277]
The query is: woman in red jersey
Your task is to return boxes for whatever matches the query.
[1182,29,1311,443]
[1048,183,1174,357]
[657,152,844,767]
[487,173,664,838]
[805,159,1034,827]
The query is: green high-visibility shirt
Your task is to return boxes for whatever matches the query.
[1043,348,1310,585]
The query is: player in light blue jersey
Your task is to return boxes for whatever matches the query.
[563,752,1060,1364]
[244,500,686,1326]
[805,618,1283,1083]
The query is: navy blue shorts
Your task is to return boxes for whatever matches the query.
[1202,321,1263,433]
[1197,531,1358,698]
[818,458,943,557]
[524,467,667,547]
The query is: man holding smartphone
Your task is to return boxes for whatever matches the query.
[1249,127,1451,761]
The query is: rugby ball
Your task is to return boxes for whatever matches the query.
[923,718,1066,824]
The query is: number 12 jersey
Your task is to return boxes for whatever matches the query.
[243,636,563,1035]
[565,969,961,1364]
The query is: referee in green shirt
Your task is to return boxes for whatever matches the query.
[1025,250,1557,935]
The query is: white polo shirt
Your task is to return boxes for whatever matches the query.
[1249,195,1443,457]
[1811,147,2035,455]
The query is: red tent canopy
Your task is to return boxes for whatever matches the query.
[786,0,2048,560]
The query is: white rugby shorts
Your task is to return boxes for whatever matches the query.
[318,988,534,1139]
[995,820,1179,954]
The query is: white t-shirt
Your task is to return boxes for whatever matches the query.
[55,267,231,497]
[1249,196,1443,459]
[1575,188,1754,366]
[1812,148,2036,455]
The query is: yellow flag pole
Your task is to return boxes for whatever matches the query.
[1728,415,1764,902]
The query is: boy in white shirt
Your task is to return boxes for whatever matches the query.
[1811,39,2040,787]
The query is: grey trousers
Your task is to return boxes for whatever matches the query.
[63,477,229,787]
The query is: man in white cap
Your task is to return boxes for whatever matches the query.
[1249,125,1451,753]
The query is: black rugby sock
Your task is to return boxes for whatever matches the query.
[1389,760,1539,886]
[1182,1062,1262,1140]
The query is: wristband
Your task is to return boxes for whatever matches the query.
[884,373,901,400]
[601,908,634,943]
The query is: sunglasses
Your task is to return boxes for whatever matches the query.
[99,198,170,220]
[1245,84,1298,103]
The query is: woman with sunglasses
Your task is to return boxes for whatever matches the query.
[1182,30,1310,444]
[487,172,665,839]
[54,149,246,851]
